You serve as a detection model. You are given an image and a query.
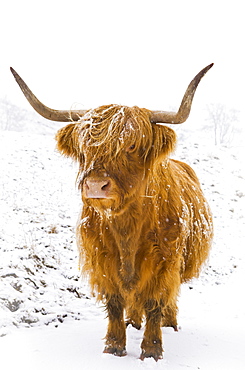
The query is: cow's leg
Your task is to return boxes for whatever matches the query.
[103,294,127,357]
[125,307,142,330]
[140,300,163,361]
[162,302,178,331]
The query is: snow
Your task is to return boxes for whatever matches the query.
[0,123,245,369]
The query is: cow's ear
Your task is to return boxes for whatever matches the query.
[56,123,80,160]
[151,125,177,162]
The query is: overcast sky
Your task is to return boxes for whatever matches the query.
[1,0,244,120]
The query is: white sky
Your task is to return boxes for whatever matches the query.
[1,0,244,118]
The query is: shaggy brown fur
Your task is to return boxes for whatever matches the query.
[56,104,213,361]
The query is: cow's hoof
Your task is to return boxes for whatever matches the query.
[140,348,163,362]
[125,319,141,330]
[103,346,127,357]
[140,350,163,362]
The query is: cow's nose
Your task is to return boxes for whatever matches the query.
[85,179,111,198]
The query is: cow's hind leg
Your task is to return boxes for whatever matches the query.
[140,300,163,361]
[162,302,178,331]
[125,306,143,330]
[103,294,127,357]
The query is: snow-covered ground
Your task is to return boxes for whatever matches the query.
[0,123,245,369]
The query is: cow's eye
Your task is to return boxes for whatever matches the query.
[127,144,136,153]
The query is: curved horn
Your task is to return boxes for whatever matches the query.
[150,63,214,124]
[10,67,87,122]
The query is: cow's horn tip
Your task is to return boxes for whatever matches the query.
[10,67,17,77]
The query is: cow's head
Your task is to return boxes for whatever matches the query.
[10,64,213,212]
[55,104,177,212]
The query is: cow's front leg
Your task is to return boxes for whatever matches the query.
[103,294,127,357]
[140,300,163,361]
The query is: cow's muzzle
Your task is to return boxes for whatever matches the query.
[84,178,112,199]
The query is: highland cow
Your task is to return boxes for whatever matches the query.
[11,64,213,361]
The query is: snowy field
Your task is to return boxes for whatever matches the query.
[0,122,245,369]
